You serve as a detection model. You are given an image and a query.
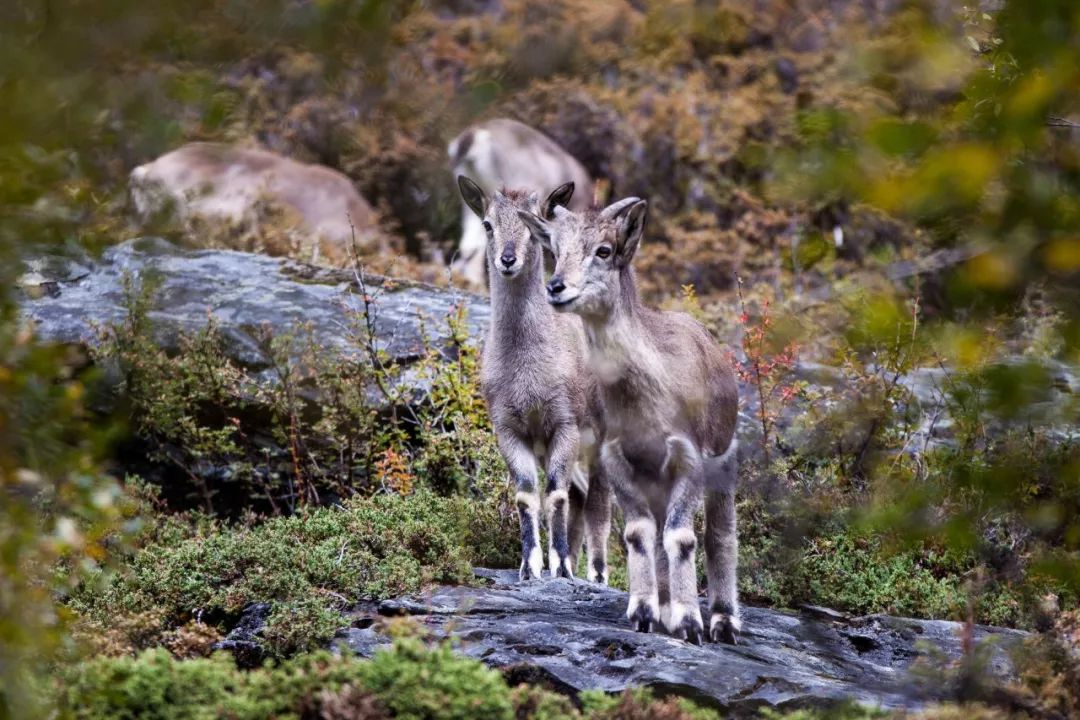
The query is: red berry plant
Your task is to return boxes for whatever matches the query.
[731,275,802,469]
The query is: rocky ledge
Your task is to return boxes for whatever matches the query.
[17,236,488,383]
[333,569,1026,716]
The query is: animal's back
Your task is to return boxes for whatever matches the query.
[129,142,377,251]
[649,309,738,456]
[449,119,593,210]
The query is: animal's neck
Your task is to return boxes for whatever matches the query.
[582,268,650,368]
[488,250,551,348]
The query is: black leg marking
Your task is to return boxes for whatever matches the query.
[676,537,696,564]
[625,527,648,556]
[711,599,736,617]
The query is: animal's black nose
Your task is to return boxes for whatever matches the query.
[547,277,566,295]
[500,253,516,268]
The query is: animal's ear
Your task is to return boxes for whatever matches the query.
[517,209,553,250]
[541,182,575,220]
[457,175,488,218]
[615,200,647,267]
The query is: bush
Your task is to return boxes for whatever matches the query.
[67,491,476,655]
[59,640,515,720]
[353,637,514,720]
[790,530,968,619]
[65,639,899,720]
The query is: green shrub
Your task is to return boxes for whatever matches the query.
[354,637,514,720]
[761,704,888,720]
[59,639,515,720]
[735,488,1033,626]
[61,649,269,720]
[68,490,475,655]
[59,640,527,720]
[580,687,723,719]
[790,531,968,619]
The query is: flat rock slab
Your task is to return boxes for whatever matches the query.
[337,569,1025,716]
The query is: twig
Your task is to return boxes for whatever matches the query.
[336,540,348,565]
[264,330,315,507]
[735,272,772,468]
[849,292,922,479]
[346,215,421,429]
[1047,116,1080,129]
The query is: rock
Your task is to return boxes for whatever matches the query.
[212,601,272,669]
[17,239,490,503]
[336,569,1026,715]
[18,237,488,389]
[774,57,799,95]
[734,354,1079,468]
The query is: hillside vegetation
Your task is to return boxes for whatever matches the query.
[2,1,1080,718]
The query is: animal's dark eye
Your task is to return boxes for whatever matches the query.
[482,221,493,234]
[595,246,612,259]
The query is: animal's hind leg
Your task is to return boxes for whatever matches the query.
[567,467,587,576]
[584,466,612,584]
[705,444,740,644]
[661,436,706,645]
[499,433,542,581]
[545,427,581,579]
[654,510,671,628]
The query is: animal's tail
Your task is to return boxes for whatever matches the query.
[704,438,738,493]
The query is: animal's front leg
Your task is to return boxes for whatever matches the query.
[661,436,706,644]
[601,439,659,632]
[499,433,543,581]
[545,427,581,579]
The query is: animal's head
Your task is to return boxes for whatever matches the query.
[517,197,647,318]
[457,175,575,280]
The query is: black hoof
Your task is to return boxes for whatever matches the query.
[672,616,704,645]
[519,565,540,582]
[710,617,740,645]
[629,604,656,633]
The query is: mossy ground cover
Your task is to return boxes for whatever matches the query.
[63,632,1077,720]
[57,638,897,720]
[65,489,517,656]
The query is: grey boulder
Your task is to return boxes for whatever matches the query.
[335,569,1025,716]
[18,237,488,390]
